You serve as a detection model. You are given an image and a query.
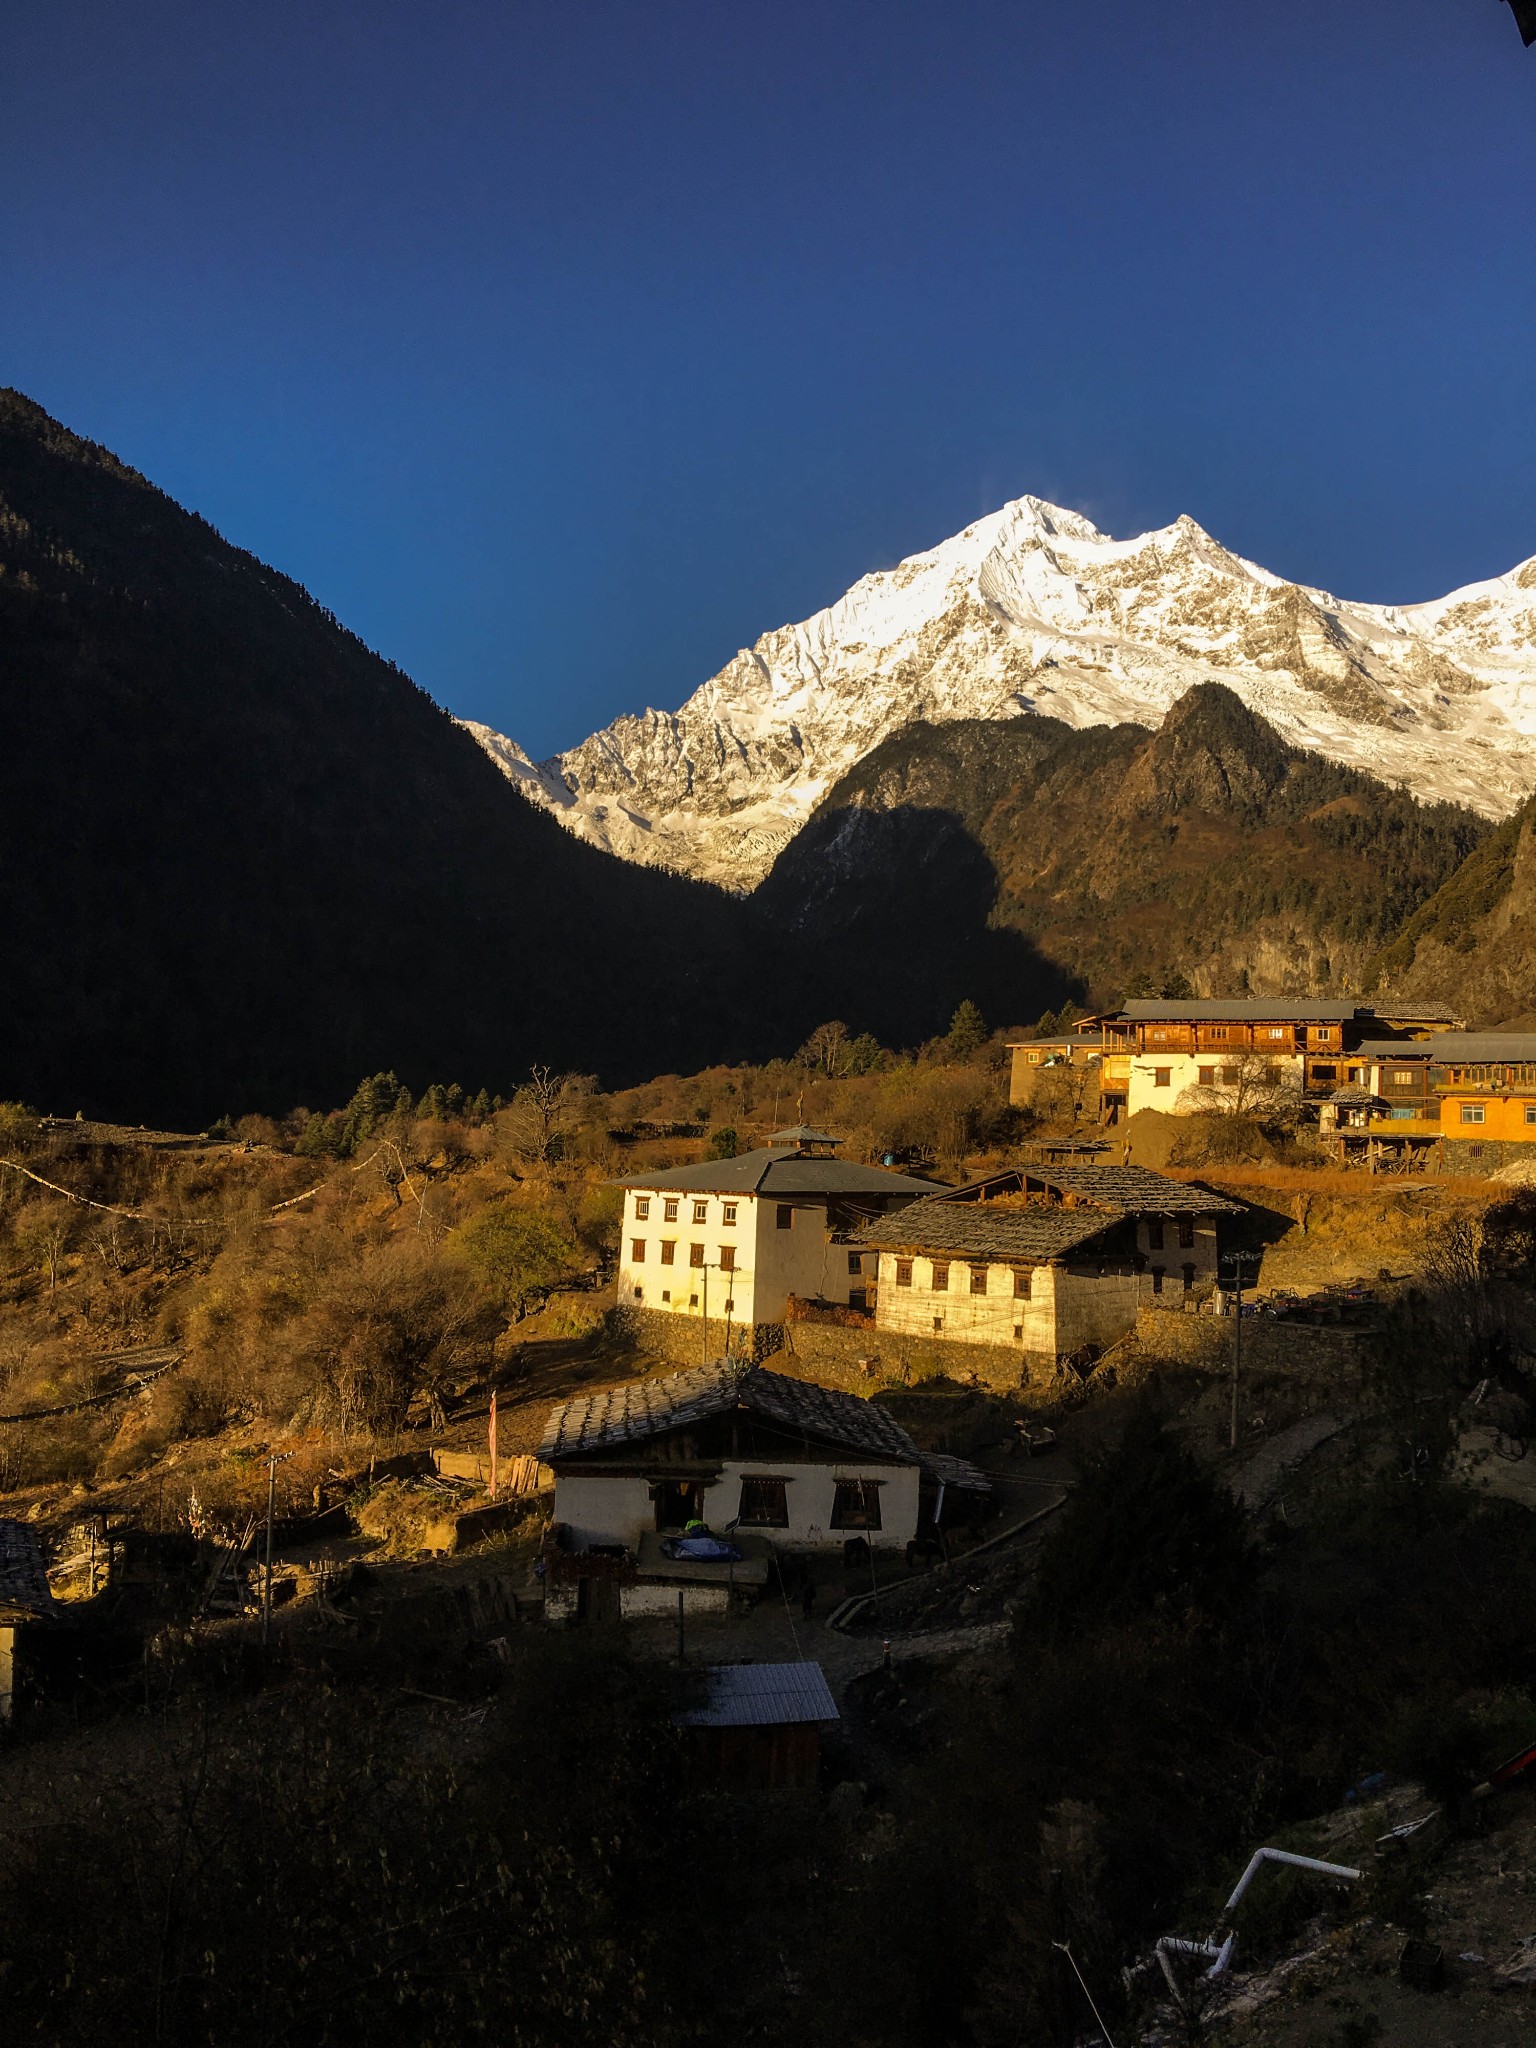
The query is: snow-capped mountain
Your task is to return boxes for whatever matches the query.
[466,496,1536,890]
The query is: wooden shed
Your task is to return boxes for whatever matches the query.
[675,1660,839,1789]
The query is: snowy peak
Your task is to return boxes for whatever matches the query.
[468,494,1536,889]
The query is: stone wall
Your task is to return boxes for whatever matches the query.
[1134,1306,1379,1387]
[777,1316,1050,1393]
[611,1303,781,1368]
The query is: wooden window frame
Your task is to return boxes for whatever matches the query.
[931,1260,950,1291]
[1013,1267,1032,1299]
[968,1265,988,1296]
[631,1239,646,1262]
[830,1479,883,1531]
[719,1246,735,1272]
[896,1258,913,1287]
[689,1242,705,1268]
[660,1240,676,1266]
[634,1197,650,1220]
[737,1476,790,1528]
[692,1201,708,1224]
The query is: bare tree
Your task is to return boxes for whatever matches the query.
[796,1021,852,1079]
[500,1068,593,1165]
[1176,1055,1302,1125]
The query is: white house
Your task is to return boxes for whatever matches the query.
[858,1163,1243,1371]
[539,1361,926,1566]
[614,1130,935,1335]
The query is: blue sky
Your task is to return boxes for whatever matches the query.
[2,1,1533,757]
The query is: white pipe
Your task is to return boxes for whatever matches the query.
[1222,1846,1362,1918]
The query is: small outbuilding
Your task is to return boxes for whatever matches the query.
[675,1660,839,1788]
[1,1518,61,1726]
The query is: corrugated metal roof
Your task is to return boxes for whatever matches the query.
[609,1147,937,1197]
[1120,1001,1365,1022]
[0,1518,60,1624]
[1422,1033,1536,1064]
[676,1660,840,1728]
[540,1362,921,1464]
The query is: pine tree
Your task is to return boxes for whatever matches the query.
[945,999,987,1062]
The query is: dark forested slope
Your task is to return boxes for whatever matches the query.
[756,684,1489,1041]
[0,391,779,1123]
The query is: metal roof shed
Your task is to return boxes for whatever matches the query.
[675,1661,840,1789]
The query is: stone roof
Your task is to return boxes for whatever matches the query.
[609,1146,936,1198]
[540,1362,921,1465]
[0,1518,60,1625]
[1010,1165,1243,1213]
[857,1196,1122,1262]
[856,1164,1241,1262]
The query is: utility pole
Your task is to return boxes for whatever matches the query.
[262,1451,291,1648]
[1223,1252,1261,1452]
[488,1390,499,1499]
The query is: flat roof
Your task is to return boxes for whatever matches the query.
[675,1661,840,1729]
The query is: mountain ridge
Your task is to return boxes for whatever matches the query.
[470,493,1536,889]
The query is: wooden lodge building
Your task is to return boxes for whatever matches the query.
[1009,1000,1461,1126]
[1324,1032,1536,1173]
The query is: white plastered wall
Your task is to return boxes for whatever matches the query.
[873,1252,1055,1351]
[552,1459,918,1551]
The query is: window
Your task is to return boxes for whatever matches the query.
[737,1476,789,1527]
[1012,1324,1024,1340]
[1390,1071,1416,1088]
[1390,1108,1414,1121]
[689,1294,699,1307]
[896,1259,913,1286]
[660,1241,676,1266]
[1461,1104,1486,1125]
[1198,1065,1216,1086]
[1211,1027,1229,1041]
[1315,1027,1333,1042]
[1147,1219,1165,1251]
[722,1202,737,1225]
[932,1315,944,1332]
[1181,1264,1196,1291]
[1177,1217,1194,1249]
[969,1265,988,1295]
[1220,1065,1239,1085]
[1312,1063,1337,1082]
[689,1243,705,1267]
[1151,1028,1168,1041]
[661,1289,671,1302]
[1013,1268,1032,1298]
[692,1200,708,1224]
[631,1239,646,1262]
[830,1480,882,1530]
[635,1197,650,1221]
[664,1199,679,1222]
[1151,1267,1165,1295]
[1153,1067,1172,1088]
[1526,1105,1536,1127]
[633,1286,643,1301]
[1266,1027,1285,1041]
[847,1252,863,1275]
[724,1298,735,1313]
[719,1246,735,1271]
[776,1204,793,1231]
[931,1261,950,1291]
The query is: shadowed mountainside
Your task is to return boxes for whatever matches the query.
[756,685,1489,1040]
[0,390,788,1123]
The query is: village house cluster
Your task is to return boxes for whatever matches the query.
[1007,999,1536,1173]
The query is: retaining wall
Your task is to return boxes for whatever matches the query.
[777,1317,1052,1393]
[1134,1307,1379,1387]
